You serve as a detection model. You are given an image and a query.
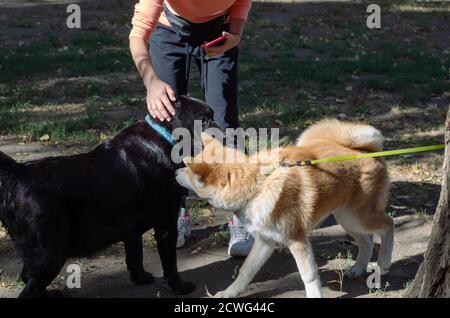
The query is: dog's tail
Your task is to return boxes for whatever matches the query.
[0,151,19,179]
[0,151,19,228]
[296,119,383,152]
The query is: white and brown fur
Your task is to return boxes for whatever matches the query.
[175,119,394,298]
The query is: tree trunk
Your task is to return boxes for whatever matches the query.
[405,107,450,298]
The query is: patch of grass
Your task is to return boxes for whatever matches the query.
[369,281,391,297]
[327,251,353,294]
[243,100,308,126]
[0,270,12,289]
[346,22,367,39]
[121,116,137,129]
[388,210,398,218]
[209,223,230,244]
[402,279,413,291]
[391,2,450,13]
[0,96,138,142]
[0,109,104,141]
[240,38,450,105]
[0,268,23,290]
[188,202,213,225]
[310,42,354,58]
[392,128,445,149]
[143,231,157,248]
[0,229,13,252]
[358,44,450,94]
[413,208,433,222]
[15,274,26,289]
[110,93,143,107]
[0,33,133,81]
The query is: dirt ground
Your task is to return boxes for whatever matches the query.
[0,0,449,298]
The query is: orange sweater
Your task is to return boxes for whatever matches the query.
[130,0,252,42]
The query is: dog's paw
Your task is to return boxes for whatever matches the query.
[169,280,196,295]
[345,264,366,279]
[214,290,237,298]
[130,271,155,285]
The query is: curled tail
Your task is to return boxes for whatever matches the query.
[296,119,383,152]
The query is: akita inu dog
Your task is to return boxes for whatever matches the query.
[175,119,394,298]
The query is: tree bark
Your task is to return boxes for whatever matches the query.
[405,107,450,298]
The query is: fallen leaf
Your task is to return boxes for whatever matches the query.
[100,133,109,141]
[39,134,50,142]
[390,205,408,210]
[191,247,202,255]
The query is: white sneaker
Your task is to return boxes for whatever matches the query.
[176,207,192,248]
[228,217,254,257]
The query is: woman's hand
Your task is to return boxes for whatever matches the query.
[129,37,176,122]
[146,77,176,122]
[203,31,241,58]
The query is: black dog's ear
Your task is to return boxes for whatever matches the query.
[172,94,183,110]
[173,99,182,110]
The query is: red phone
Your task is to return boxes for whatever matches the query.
[204,35,226,48]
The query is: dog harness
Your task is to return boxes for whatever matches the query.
[145,115,177,146]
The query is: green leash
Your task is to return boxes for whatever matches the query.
[280,144,445,167]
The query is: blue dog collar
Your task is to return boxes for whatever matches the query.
[145,115,177,146]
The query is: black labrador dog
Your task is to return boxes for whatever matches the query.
[0,95,217,298]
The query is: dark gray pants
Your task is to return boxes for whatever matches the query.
[149,23,239,129]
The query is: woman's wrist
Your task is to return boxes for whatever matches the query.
[144,72,157,88]
[140,60,157,88]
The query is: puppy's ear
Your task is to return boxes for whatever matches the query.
[201,132,226,163]
[183,157,194,169]
[188,162,212,183]
[201,132,220,147]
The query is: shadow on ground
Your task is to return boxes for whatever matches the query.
[0,181,437,298]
